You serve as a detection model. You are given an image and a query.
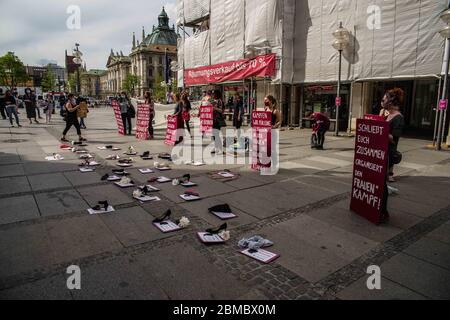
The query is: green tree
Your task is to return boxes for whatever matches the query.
[41,65,57,92]
[153,74,166,103]
[0,52,29,89]
[67,73,77,94]
[122,74,140,97]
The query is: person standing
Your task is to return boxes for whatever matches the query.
[4,90,21,127]
[144,91,155,139]
[173,93,185,144]
[264,95,282,130]
[0,88,7,120]
[119,92,133,135]
[211,90,226,154]
[59,94,67,118]
[181,93,192,136]
[23,88,39,124]
[233,92,245,139]
[61,94,86,142]
[77,97,89,129]
[384,88,405,183]
[45,94,55,124]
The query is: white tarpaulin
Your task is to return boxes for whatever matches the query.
[245,0,281,55]
[177,38,184,87]
[210,0,245,65]
[176,0,184,25]
[183,0,210,24]
[184,30,210,69]
[293,0,447,84]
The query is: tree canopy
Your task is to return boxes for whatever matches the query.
[0,52,29,89]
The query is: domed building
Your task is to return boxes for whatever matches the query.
[105,7,178,97]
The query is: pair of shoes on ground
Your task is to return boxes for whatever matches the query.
[92,200,109,211]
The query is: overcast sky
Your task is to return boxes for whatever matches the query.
[0,0,177,70]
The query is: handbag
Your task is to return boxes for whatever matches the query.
[128,105,136,118]
[391,150,403,165]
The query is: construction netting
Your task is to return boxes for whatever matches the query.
[178,0,448,84]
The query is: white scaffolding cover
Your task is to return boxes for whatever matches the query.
[183,0,210,24]
[244,0,281,55]
[184,30,210,69]
[292,0,447,84]
[210,0,245,65]
[176,0,184,25]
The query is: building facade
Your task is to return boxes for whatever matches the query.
[178,0,449,141]
[106,7,178,97]
[81,69,107,98]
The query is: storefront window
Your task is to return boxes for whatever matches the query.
[302,84,350,130]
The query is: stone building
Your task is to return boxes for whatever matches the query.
[105,7,178,98]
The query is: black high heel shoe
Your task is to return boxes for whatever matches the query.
[141,151,150,158]
[98,200,109,211]
[113,169,125,174]
[140,185,151,195]
[181,174,191,183]
[101,174,109,181]
[92,200,109,211]
[208,204,232,214]
[153,209,172,223]
[205,223,227,235]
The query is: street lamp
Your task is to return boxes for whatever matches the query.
[332,22,350,136]
[73,43,83,95]
[437,7,450,151]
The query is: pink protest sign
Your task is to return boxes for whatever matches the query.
[111,100,125,136]
[200,102,214,135]
[350,118,390,225]
[439,99,448,111]
[251,111,272,171]
[136,104,150,140]
[165,115,178,146]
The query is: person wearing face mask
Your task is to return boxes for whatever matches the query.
[23,88,39,124]
[119,92,134,136]
[4,90,21,127]
[264,95,282,129]
[61,94,86,142]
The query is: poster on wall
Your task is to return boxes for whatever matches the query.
[136,104,150,140]
[199,102,213,135]
[111,100,125,136]
[350,118,390,225]
[251,111,272,171]
[165,115,178,146]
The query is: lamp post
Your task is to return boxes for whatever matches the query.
[73,43,83,95]
[437,8,450,151]
[332,22,350,136]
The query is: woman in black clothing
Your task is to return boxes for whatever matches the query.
[380,88,405,223]
[211,90,225,154]
[23,88,39,124]
[61,94,86,142]
[144,91,155,139]
[119,92,133,135]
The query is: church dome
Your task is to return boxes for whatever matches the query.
[143,7,178,46]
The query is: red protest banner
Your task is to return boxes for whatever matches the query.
[111,100,125,136]
[185,54,276,86]
[136,104,150,140]
[200,101,213,135]
[165,115,178,146]
[350,118,390,225]
[251,111,272,171]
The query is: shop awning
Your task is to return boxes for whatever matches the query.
[184,53,276,87]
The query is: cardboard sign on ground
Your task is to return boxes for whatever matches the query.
[154,221,182,233]
[240,249,280,264]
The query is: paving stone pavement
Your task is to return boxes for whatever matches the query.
[0,109,450,300]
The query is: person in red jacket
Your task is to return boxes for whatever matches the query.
[306,112,330,150]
